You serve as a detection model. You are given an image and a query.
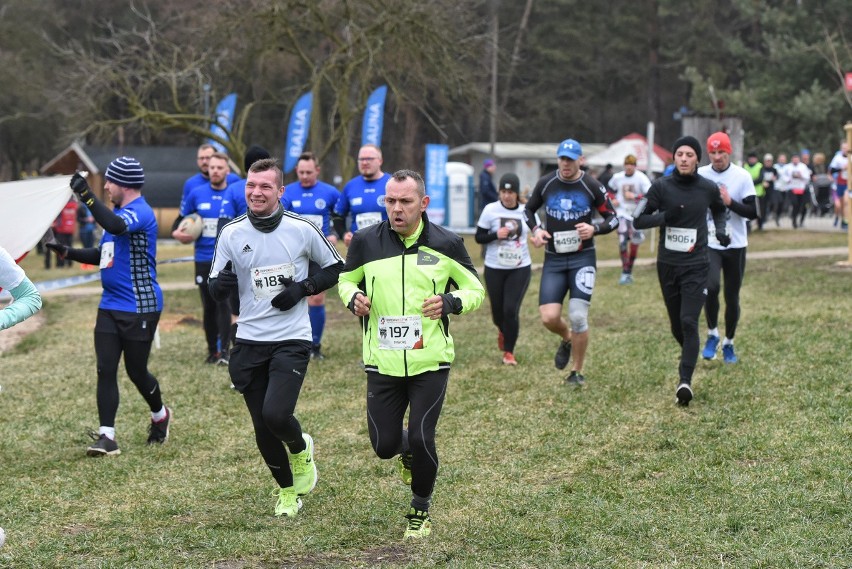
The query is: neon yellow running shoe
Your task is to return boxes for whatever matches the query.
[273,486,302,517]
[291,433,318,496]
[397,451,413,486]
[403,507,432,539]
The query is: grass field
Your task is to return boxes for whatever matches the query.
[0,230,850,568]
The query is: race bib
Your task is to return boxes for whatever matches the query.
[303,214,323,229]
[664,227,697,252]
[377,315,423,350]
[497,244,523,267]
[553,230,581,253]
[202,218,218,238]
[355,211,382,229]
[250,262,296,300]
[99,241,115,269]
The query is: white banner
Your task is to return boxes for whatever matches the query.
[0,176,73,260]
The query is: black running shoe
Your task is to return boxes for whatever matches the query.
[205,352,220,364]
[86,432,121,457]
[565,371,585,386]
[676,383,693,407]
[554,340,572,370]
[310,345,325,361]
[147,406,171,445]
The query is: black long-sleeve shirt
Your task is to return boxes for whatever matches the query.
[633,171,727,266]
[523,171,617,254]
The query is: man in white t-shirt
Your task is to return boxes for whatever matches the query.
[208,158,344,518]
[607,154,652,284]
[697,132,758,364]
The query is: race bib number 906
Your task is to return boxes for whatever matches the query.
[664,226,697,252]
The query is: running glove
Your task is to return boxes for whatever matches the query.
[70,173,96,207]
[216,261,238,291]
[715,232,731,247]
[45,242,69,258]
[271,278,306,311]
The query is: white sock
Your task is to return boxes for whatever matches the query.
[99,426,116,440]
[151,406,167,422]
[723,338,734,346]
[708,328,719,337]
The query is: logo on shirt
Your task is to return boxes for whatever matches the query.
[315,199,326,209]
[242,244,253,253]
[417,251,439,266]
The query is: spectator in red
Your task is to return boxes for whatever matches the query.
[46,197,78,269]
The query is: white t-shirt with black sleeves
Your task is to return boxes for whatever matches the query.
[698,162,756,250]
[210,211,343,343]
[477,201,532,269]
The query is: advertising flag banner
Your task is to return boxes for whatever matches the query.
[208,93,237,153]
[425,144,449,225]
[361,85,388,147]
[284,92,314,173]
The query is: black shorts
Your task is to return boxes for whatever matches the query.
[228,340,311,393]
[94,309,160,342]
[539,248,597,305]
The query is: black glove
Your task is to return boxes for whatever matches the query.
[45,242,69,259]
[271,278,307,311]
[715,232,731,247]
[70,173,96,207]
[216,261,238,291]
[664,205,683,224]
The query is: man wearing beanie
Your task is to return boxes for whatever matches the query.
[633,136,728,406]
[608,154,652,285]
[479,158,498,212]
[698,132,758,364]
[524,138,618,386]
[46,157,171,455]
[282,151,341,360]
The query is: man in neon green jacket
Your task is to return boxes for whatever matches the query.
[338,169,484,540]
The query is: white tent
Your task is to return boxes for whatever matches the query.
[585,133,671,173]
[0,176,73,260]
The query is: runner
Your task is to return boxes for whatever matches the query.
[697,132,758,364]
[332,144,391,247]
[338,169,484,539]
[474,173,533,365]
[523,139,618,385]
[282,152,340,360]
[208,158,343,517]
[46,159,171,454]
[607,154,652,284]
[0,246,42,331]
[172,152,232,365]
[632,136,728,406]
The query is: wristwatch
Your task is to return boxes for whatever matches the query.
[301,279,317,295]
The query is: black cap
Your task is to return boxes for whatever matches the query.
[498,173,520,193]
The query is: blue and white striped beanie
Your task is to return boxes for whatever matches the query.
[105,156,145,189]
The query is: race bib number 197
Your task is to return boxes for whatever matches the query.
[377,315,423,350]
